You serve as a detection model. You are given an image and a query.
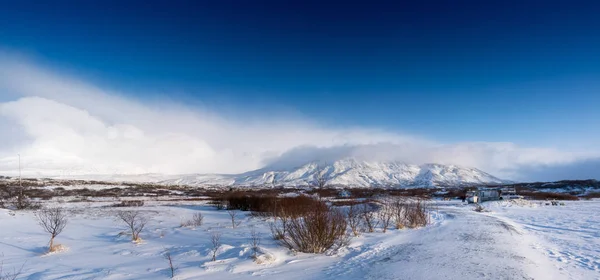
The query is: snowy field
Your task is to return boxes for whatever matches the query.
[1,199,598,280]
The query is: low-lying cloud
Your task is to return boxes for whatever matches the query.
[0,52,598,181]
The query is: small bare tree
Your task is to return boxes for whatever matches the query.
[227,209,240,228]
[346,202,362,236]
[163,250,177,278]
[210,232,222,261]
[116,211,148,242]
[250,227,261,260]
[361,203,379,233]
[35,208,68,252]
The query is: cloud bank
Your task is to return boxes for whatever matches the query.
[0,53,598,181]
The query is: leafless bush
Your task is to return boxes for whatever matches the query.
[0,254,24,280]
[163,250,177,278]
[390,198,429,229]
[210,232,222,261]
[116,211,148,242]
[378,200,394,233]
[227,209,241,228]
[35,208,68,252]
[269,213,288,240]
[274,205,347,254]
[391,197,407,229]
[405,200,429,228]
[361,203,379,233]
[250,227,261,260]
[346,202,362,236]
[180,212,204,227]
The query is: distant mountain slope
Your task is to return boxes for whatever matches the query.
[161,158,508,188]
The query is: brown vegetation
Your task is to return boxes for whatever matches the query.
[113,200,145,207]
[390,198,429,229]
[581,192,600,199]
[271,204,347,254]
[517,190,579,201]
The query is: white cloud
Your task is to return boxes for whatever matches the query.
[0,53,597,180]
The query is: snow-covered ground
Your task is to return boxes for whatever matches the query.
[487,199,600,279]
[0,199,598,279]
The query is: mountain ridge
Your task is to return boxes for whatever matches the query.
[161,158,510,188]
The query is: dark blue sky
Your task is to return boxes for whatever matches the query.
[1,0,600,147]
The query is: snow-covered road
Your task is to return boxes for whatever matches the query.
[325,205,563,280]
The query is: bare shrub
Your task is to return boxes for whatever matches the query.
[227,209,240,228]
[210,232,222,261]
[391,197,407,229]
[361,203,379,233]
[35,208,68,252]
[181,212,204,227]
[269,213,288,240]
[405,200,429,228]
[0,254,24,280]
[269,196,326,240]
[226,192,322,218]
[346,202,362,236]
[274,195,326,218]
[163,250,177,278]
[378,200,394,233]
[250,227,261,260]
[390,198,429,229]
[275,205,347,254]
[116,211,148,242]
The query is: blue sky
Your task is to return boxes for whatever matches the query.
[1,1,600,179]
[2,1,600,147]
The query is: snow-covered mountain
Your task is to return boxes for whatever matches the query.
[161,158,508,188]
